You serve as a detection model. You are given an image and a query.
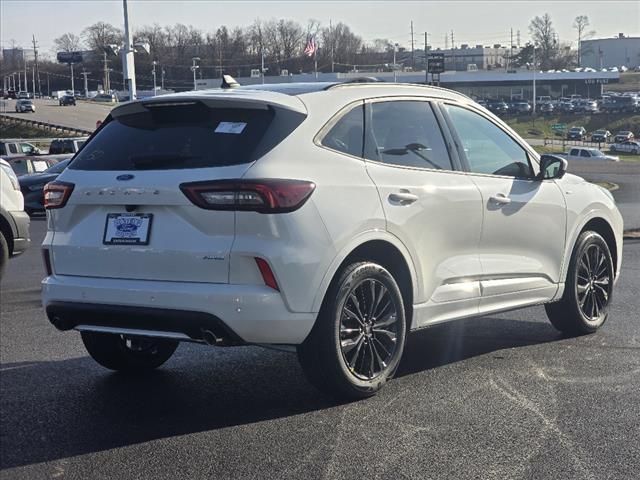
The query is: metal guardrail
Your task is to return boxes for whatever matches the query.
[543,137,611,150]
[0,114,92,136]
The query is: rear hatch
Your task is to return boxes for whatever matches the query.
[49,94,306,283]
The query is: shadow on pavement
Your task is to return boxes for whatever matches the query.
[0,316,561,469]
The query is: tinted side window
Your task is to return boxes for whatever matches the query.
[321,104,363,157]
[8,144,18,154]
[580,150,590,157]
[570,149,579,156]
[445,104,532,178]
[0,144,6,155]
[365,101,451,170]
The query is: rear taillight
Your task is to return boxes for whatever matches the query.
[42,248,53,276]
[255,257,279,291]
[180,179,315,213]
[43,181,74,209]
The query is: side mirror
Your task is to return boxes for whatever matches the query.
[538,154,568,180]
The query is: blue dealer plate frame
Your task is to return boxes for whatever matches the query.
[103,213,153,245]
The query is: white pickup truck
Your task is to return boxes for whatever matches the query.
[565,147,619,162]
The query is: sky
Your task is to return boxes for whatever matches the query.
[1,0,639,57]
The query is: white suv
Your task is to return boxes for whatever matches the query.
[0,159,30,277]
[42,82,623,399]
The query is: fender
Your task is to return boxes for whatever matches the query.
[311,229,420,313]
[559,204,622,285]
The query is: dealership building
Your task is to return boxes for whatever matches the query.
[194,69,620,101]
[580,34,640,69]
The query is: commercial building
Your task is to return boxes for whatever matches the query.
[580,34,640,69]
[194,69,619,101]
[437,45,521,71]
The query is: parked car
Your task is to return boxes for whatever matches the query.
[0,140,42,157]
[510,102,531,114]
[41,82,623,399]
[591,130,611,143]
[610,141,640,154]
[540,103,555,114]
[48,138,88,155]
[59,95,76,106]
[4,89,17,99]
[567,126,587,140]
[557,101,575,113]
[15,99,35,113]
[17,91,30,99]
[487,101,509,114]
[5,156,58,176]
[600,95,638,113]
[565,147,619,162]
[613,131,635,143]
[574,99,598,114]
[19,158,72,215]
[0,158,30,278]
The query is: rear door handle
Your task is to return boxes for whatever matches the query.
[489,193,511,205]
[388,192,418,206]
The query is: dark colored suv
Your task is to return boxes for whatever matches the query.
[59,95,76,106]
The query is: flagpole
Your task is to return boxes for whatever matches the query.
[314,46,318,80]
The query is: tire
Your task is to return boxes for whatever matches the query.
[0,231,9,281]
[545,231,614,335]
[81,331,178,372]
[297,262,407,400]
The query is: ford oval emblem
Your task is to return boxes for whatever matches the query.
[116,174,135,181]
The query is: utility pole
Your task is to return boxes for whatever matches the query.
[46,71,50,97]
[532,44,537,114]
[32,34,41,96]
[161,67,165,90]
[508,28,513,71]
[191,57,200,90]
[393,43,398,82]
[330,19,335,73]
[81,69,91,97]
[122,0,136,100]
[517,30,521,47]
[102,52,110,92]
[445,34,448,50]
[410,21,415,70]
[424,31,429,84]
[24,51,28,94]
[450,30,455,50]
[261,51,265,84]
[152,60,157,94]
[70,63,75,93]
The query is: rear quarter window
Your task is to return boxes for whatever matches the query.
[70,102,298,171]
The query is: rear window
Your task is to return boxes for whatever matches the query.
[49,140,74,154]
[70,102,277,170]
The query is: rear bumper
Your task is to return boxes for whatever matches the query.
[42,275,316,344]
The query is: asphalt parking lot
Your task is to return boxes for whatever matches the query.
[1,208,639,478]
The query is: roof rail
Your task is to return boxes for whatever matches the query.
[325,80,473,100]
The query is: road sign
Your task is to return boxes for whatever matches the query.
[57,51,84,64]
[427,53,445,74]
[551,123,567,130]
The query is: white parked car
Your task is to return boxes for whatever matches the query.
[610,141,640,155]
[566,147,619,162]
[0,158,30,277]
[41,82,624,399]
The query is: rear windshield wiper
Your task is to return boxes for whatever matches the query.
[129,154,202,169]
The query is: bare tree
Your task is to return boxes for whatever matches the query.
[82,22,123,51]
[53,33,82,53]
[573,15,595,66]
[528,13,559,70]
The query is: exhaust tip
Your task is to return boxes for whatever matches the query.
[201,329,222,346]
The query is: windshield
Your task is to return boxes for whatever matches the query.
[592,150,605,156]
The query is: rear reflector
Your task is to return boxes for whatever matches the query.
[42,248,53,276]
[180,179,315,213]
[255,257,279,291]
[43,181,74,209]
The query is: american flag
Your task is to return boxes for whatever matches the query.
[304,37,317,57]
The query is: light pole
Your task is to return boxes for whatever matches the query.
[70,63,75,94]
[191,57,200,91]
[152,60,157,94]
[122,0,136,100]
[393,43,399,83]
[532,44,537,114]
[161,68,165,90]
